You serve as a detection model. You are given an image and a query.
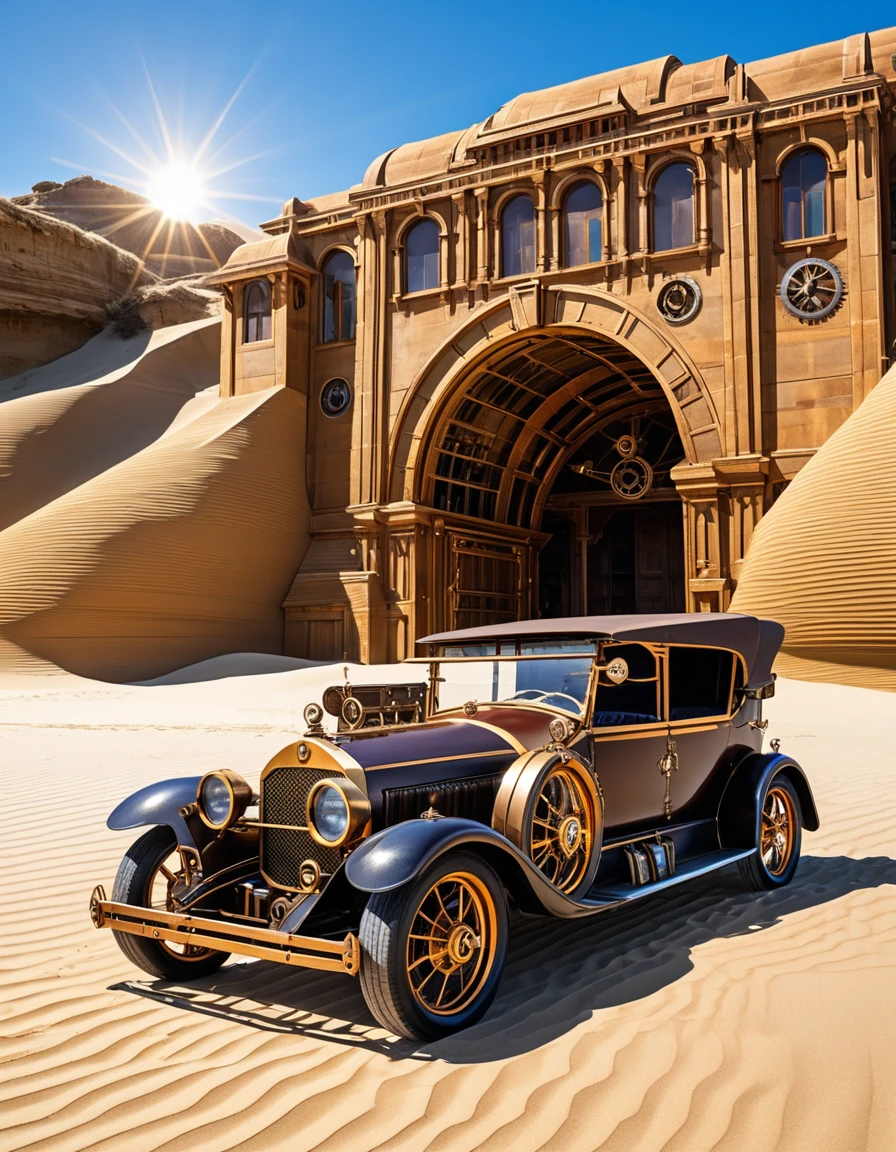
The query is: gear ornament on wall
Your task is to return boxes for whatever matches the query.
[780,258,844,321]
[571,432,657,501]
[656,276,702,325]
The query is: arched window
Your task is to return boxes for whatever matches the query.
[243,279,271,343]
[653,164,695,252]
[563,181,603,266]
[781,149,827,241]
[321,250,356,343]
[501,195,536,277]
[405,218,440,293]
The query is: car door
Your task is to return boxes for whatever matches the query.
[662,645,738,821]
[587,642,671,831]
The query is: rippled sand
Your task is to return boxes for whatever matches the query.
[1,665,894,1151]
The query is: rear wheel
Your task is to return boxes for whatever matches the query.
[111,826,229,980]
[738,775,802,891]
[358,851,508,1040]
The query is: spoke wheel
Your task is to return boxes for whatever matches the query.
[738,774,803,891]
[146,848,219,964]
[359,851,509,1040]
[111,826,229,980]
[759,785,796,877]
[493,751,603,900]
[406,872,497,1016]
[529,767,594,893]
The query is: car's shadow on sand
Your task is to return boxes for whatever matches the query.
[112,854,896,1063]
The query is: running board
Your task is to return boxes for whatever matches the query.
[580,849,755,909]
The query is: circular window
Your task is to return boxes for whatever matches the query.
[321,378,352,418]
[656,276,702,324]
[780,258,843,321]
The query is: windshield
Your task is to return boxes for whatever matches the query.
[434,655,593,718]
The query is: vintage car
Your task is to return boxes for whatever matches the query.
[90,613,818,1040]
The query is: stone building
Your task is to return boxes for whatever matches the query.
[211,28,896,664]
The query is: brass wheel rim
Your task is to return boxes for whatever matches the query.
[147,850,218,963]
[760,785,796,877]
[405,872,498,1016]
[530,767,593,893]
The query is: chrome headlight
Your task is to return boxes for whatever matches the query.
[306,777,371,847]
[197,770,252,830]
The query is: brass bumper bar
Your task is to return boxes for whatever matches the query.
[89,886,360,976]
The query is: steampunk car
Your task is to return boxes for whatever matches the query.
[90,613,818,1040]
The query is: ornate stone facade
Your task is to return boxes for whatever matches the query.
[212,29,896,663]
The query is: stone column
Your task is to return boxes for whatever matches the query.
[671,463,729,612]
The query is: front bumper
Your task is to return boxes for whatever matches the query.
[89,886,360,976]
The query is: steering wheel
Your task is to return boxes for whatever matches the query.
[536,692,582,710]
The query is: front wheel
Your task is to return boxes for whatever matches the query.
[737,774,802,891]
[358,851,509,1041]
[111,825,229,980]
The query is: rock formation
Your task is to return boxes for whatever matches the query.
[0,198,220,380]
[12,176,244,278]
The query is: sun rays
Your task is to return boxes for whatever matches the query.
[52,62,282,282]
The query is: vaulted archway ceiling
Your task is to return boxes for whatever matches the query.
[424,332,685,528]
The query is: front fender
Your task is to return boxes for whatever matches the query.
[345,817,595,918]
[717,753,820,851]
[107,777,202,851]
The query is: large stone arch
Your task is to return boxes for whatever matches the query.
[389,282,723,505]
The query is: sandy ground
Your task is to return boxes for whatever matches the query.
[1,661,895,1152]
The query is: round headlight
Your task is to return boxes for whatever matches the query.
[303,702,324,728]
[310,785,349,843]
[197,770,252,829]
[306,777,371,847]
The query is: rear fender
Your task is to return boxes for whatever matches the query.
[344,817,594,918]
[717,753,820,851]
[107,777,202,851]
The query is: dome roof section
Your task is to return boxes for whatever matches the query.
[481,55,683,136]
[208,230,315,284]
[362,129,467,189]
[746,32,877,101]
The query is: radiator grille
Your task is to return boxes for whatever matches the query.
[382,773,505,826]
[261,767,343,889]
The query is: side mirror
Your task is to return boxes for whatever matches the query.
[598,657,629,685]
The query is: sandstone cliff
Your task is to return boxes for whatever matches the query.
[12,176,243,278]
[0,199,221,379]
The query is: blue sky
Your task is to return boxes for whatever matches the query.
[2,1,894,230]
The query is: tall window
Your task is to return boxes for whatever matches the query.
[243,279,271,343]
[653,164,695,252]
[782,149,827,241]
[321,250,356,343]
[501,195,536,277]
[405,218,440,293]
[564,182,603,266]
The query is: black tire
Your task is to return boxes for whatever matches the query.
[737,774,803,891]
[111,826,229,980]
[359,851,509,1041]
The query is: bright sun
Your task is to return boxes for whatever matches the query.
[147,161,206,223]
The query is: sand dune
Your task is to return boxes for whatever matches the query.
[0,318,220,532]
[732,363,896,689]
[0,376,311,680]
[0,666,893,1151]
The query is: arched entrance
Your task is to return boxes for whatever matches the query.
[382,284,727,654]
[416,327,686,628]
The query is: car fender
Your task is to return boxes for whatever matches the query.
[717,752,820,851]
[344,816,595,918]
[107,777,202,851]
